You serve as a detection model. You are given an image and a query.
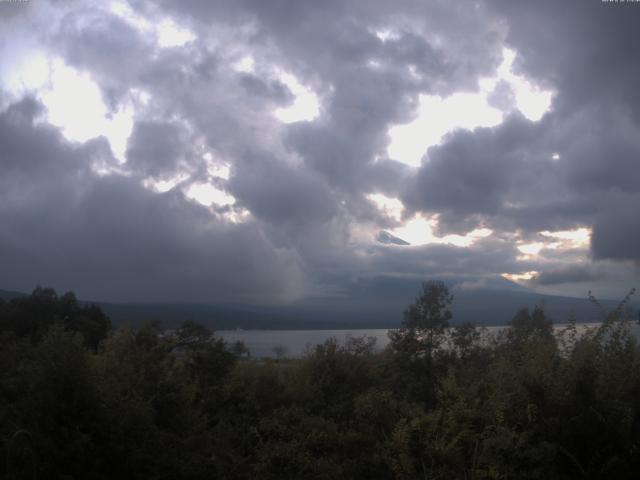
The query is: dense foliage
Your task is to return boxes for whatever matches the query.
[2,283,640,479]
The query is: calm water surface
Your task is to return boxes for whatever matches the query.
[219,322,640,358]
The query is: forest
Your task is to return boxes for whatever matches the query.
[1,282,640,479]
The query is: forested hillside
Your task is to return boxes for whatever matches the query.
[1,283,640,479]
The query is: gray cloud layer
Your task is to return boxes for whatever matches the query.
[0,98,305,302]
[1,0,639,302]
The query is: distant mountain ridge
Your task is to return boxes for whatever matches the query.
[2,280,637,330]
[0,289,27,301]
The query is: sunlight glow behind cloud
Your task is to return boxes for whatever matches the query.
[517,242,544,256]
[234,56,255,73]
[110,1,195,48]
[274,72,320,124]
[156,19,196,48]
[39,60,133,162]
[143,174,189,193]
[502,271,538,282]
[207,162,231,180]
[2,51,49,98]
[373,29,401,42]
[540,228,591,249]
[388,93,503,167]
[186,183,236,207]
[367,193,404,222]
[387,48,554,167]
[496,49,553,121]
[389,214,492,247]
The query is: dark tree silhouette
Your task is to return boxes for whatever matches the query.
[389,280,453,361]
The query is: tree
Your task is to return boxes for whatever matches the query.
[0,287,111,348]
[507,305,553,345]
[389,280,453,362]
[231,340,250,358]
[175,320,236,393]
[451,322,480,359]
[386,281,453,404]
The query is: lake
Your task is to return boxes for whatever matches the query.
[218,322,640,358]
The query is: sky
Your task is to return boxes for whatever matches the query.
[0,0,639,304]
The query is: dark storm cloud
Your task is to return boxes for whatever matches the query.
[364,236,530,280]
[363,158,412,199]
[125,121,191,177]
[491,0,640,121]
[0,97,111,192]
[498,199,595,236]
[591,192,640,264]
[487,80,516,112]
[385,0,640,274]
[2,0,639,303]
[533,265,602,286]
[491,0,640,263]
[402,0,640,265]
[0,97,305,302]
[228,155,338,228]
[55,10,147,76]
[50,5,154,111]
[149,0,503,88]
[238,73,292,104]
[133,0,504,199]
[403,113,554,233]
[558,108,640,196]
[404,124,516,217]
[49,0,502,200]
